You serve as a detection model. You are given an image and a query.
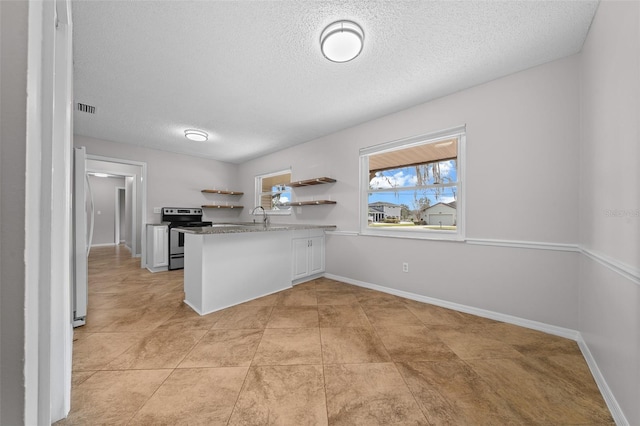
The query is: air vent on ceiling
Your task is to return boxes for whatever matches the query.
[76,103,96,114]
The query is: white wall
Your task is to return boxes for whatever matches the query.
[75,135,240,223]
[579,1,640,424]
[88,175,125,245]
[0,2,29,423]
[239,55,582,329]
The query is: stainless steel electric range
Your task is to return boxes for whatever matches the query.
[161,207,212,270]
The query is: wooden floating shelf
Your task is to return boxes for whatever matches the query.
[290,177,336,187]
[201,205,244,209]
[284,200,337,206]
[201,189,244,195]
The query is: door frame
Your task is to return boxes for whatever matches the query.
[85,154,147,266]
[115,186,125,244]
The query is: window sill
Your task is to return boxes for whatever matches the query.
[360,227,464,242]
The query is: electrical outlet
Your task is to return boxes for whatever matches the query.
[402,262,409,273]
[153,207,161,214]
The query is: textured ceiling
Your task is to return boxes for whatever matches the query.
[72,1,598,164]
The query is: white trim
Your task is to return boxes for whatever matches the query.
[292,272,324,286]
[359,124,466,156]
[86,153,146,168]
[328,232,581,252]
[576,337,630,426]
[325,230,359,236]
[25,1,46,422]
[26,0,74,422]
[360,127,465,241]
[466,238,580,252]
[114,187,125,244]
[327,233,638,285]
[580,247,640,285]
[360,228,463,241]
[90,243,117,248]
[183,285,291,316]
[323,272,627,424]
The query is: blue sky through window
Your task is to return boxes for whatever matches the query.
[368,160,457,209]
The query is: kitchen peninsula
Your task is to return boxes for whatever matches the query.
[177,223,335,315]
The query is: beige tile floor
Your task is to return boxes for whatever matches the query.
[56,245,614,425]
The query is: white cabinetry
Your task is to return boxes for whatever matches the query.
[146,224,168,272]
[292,229,325,283]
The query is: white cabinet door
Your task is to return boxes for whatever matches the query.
[152,225,168,267]
[292,237,310,280]
[308,236,325,276]
[146,225,168,271]
[291,230,325,282]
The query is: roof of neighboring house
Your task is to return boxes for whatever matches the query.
[421,201,457,211]
[368,201,401,207]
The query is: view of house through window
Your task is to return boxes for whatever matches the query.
[361,128,464,238]
[255,170,292,214]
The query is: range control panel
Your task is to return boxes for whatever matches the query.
[161,208,202,215]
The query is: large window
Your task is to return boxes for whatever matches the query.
[254,169,292,215]
[360,126,465,240]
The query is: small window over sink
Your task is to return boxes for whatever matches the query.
[254,169,292,215]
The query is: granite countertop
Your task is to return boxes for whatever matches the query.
[175,223,336,235]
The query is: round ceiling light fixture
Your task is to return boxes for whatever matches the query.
[320,20,364,63]
[184,129,208,142]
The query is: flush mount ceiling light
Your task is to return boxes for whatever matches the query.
[320,20,364,63]
[184,129,208,142]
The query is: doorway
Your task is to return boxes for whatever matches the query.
[84,155,147,266]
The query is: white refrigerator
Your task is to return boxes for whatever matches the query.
[72,146,94,327]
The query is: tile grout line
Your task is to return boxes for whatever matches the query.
[123,367,175,425]
[171,312,222,370]
[367,294,461,424]
[224,304,275,424]
[313,283,331,425]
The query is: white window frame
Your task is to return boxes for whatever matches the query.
[254,168,292,216]
[359,125,466,241]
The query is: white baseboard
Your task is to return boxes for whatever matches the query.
[183,285,292,317]
[90,243,116,248]
[324,273,579,339]
[576,336,629,426]
[323,272,627,425]
[293,272,324,286]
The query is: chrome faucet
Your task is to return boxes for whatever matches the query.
[251,206,269,226]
